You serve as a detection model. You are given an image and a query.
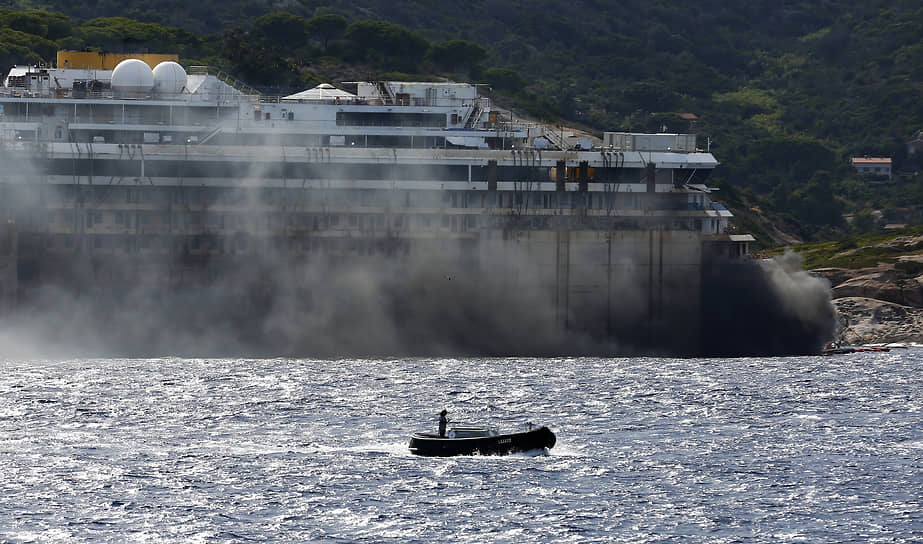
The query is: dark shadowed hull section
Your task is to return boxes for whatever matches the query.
[700,249,835,357]
[408,427,556,457]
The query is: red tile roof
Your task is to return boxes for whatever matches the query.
[851,157,891,165]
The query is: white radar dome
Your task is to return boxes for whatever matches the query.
[111,59,154,98]
[153,61,187,96]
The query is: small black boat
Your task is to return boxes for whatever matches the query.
[409,425,556,457]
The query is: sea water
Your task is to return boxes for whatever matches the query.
[0,353,921,543]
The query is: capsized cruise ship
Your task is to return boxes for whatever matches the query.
[0,51,782,356]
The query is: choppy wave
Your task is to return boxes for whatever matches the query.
[1,353,921,542]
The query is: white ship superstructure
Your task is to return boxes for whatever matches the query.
[0,54,752,355]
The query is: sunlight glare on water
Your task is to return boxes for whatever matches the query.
[0,353,921,542]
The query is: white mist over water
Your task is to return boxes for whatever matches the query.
[1,353,920,542]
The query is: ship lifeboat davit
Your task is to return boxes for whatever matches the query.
[111,59,154,98]
[153,61,187,97]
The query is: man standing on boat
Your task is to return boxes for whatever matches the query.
[438,409,448,437]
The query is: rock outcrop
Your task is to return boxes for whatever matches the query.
[813,263,923,345]
[832,297,923,345]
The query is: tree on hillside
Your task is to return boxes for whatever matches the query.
[0,9,71,40]
[77,17,201,55]
[617,80,679,113]
[306,13,346,53]
[250,12,308,51]
[788,170,845,231]
[1,26,57,59]
[220,25,301,89]
[0,10,70,72]
[344,20,429,71]
[222,26,247,65]
[426,39,487,73]
[739,135,841,193]
[0,40,42,75]
[480,67,526,93]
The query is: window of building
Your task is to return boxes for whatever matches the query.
[86,211,103,228]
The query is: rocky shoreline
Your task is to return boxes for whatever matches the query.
[813,259,923,345]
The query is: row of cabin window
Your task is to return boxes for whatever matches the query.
[39,192,648,219]
[43,235,431,255]
[46,211,714,235]
[39,186,650,209]
[47,211,480,231]
[6,103,225,125]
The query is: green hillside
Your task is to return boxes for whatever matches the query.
[2,1,922,247]
[768,225,923,270]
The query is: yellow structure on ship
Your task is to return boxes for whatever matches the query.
[56,51,179,70]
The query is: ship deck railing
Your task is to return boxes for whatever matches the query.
[262,95,484,109]
[0,87,251,104]
[0,88,122,100]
